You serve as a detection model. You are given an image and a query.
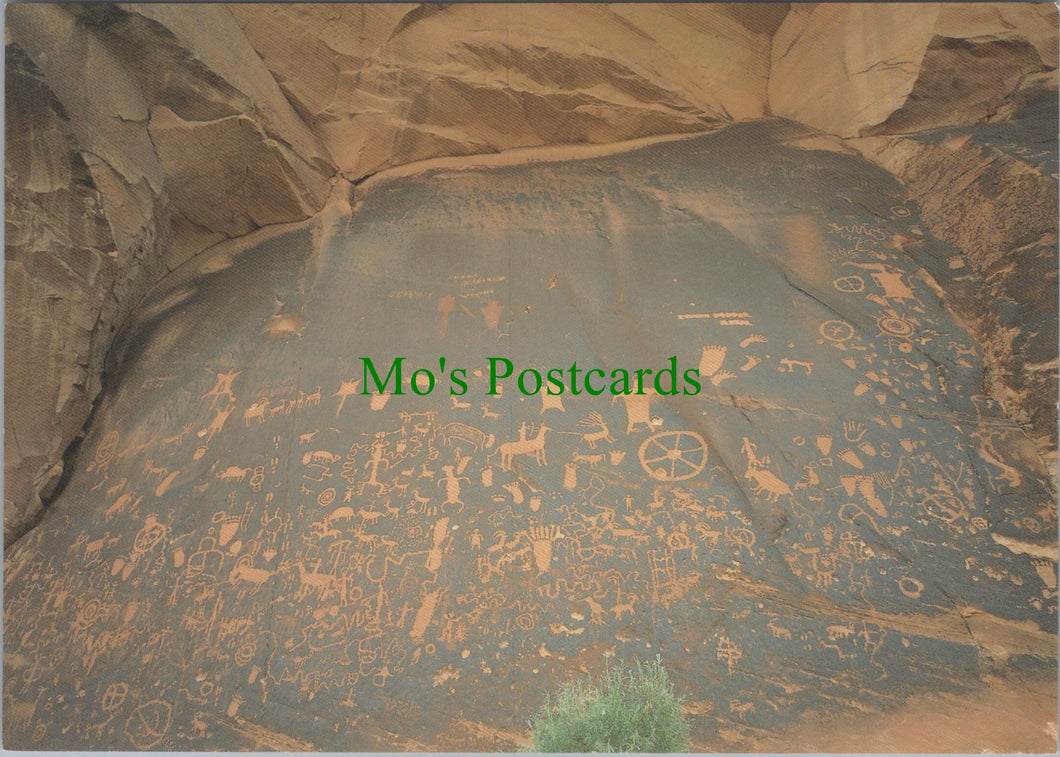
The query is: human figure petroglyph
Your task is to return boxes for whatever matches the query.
[259,506,291,550]
[496,424,550,471]
[452,452,475,482]
[788,543,838,588]
[202,369,241,408]
[356,438,390,493]
[416,462,436,483]
[198,403,235,442]
[438,466,469,511]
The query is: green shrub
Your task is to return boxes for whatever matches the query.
[525,657,691,752]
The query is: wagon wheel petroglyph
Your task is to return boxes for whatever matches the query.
[638,431,708,481]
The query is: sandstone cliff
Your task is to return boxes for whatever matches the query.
[7,2,1055,545]
[4,3,1057,751]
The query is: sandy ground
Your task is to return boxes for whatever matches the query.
[735,670,1058,753]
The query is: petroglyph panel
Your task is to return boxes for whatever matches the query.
[5,121,1055,750]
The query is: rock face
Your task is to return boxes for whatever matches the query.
[852,92,1059,473]
[769,3,1057,138]
[6,2,1055,545]
[4,3,1058,752]
[229,3,783,179]
[4,1,336,544]
[5,120,1057,751]
[5,2,787,543]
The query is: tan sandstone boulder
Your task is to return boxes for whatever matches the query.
[769,3,1057,137]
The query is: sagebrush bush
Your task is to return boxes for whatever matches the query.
[525,657,691,753]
